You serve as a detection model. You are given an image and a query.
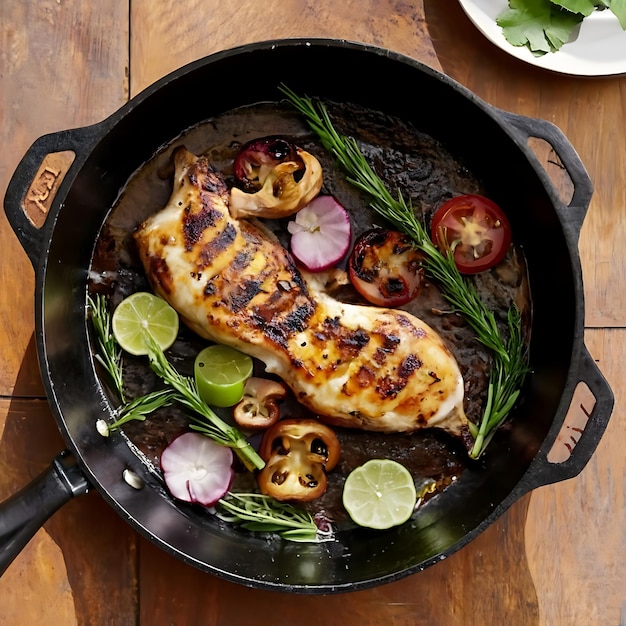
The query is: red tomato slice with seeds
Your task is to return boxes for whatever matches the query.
[431,194,512,274]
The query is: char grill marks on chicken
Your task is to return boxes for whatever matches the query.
[134,147,469,438]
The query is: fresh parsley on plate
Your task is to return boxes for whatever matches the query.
[497,0,626,55]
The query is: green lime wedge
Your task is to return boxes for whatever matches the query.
[342,459,417,530]
[194,344,253,408]
[111,292,179,356]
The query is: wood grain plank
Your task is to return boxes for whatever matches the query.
[0,1,137,623]
[424,0,626,328]
[137,495,538,626]
[526,328,625,626]
[129,0,441,95]
[0,0,130,396]
[0,397,137,626]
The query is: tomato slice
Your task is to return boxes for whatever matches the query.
[431,194,512,274]
[257,419,340,502]
[348,228,423,307]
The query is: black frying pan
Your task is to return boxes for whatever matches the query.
[1,39,614,592]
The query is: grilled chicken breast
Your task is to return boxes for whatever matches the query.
[134,147,469,437]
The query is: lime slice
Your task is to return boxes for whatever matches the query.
[111,292,179,356]
[194,344,253,408]
[342,459,417,530]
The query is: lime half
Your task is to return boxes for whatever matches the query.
[111,292,179,356]
[342,459,417,530]
[194,344,253,408]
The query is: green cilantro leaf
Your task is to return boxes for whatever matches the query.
[497,0,626,55]
[602,0,626,28]
[551,0,596,16]
[497,0,584,54]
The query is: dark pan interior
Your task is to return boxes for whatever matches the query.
[36,40,580,592]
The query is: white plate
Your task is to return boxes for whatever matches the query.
[458,0,626,76]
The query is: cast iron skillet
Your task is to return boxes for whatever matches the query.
[0,39,614,592]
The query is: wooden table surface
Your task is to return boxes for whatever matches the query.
[1,1,624,624]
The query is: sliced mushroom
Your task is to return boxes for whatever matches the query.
[230,148,323,219]
[232,377,287,430]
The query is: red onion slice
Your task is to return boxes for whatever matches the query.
[161,432,234,506]
[287,195,351,271]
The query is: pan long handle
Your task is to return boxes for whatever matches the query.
[518,346,614,494]
[0,451,89,577]
[3,122,105,269]
[497,109,593,242]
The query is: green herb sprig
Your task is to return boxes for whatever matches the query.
[497,0,626,56]
[97,388,176,436]
[146,337,265,472]
[88,294,126,402]
[280,86,529,458]
[217,492,326,542]
[89,293,175,435]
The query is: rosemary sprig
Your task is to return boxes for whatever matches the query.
[280,85,529,458]
[88,294,126,402]
[146,338,265,472]
[96,388,177,436]
[217,492,325,542]
[468,307,528,456]
[90,294,177,434]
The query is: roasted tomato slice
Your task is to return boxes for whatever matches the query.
[348,228,423,307]
[257,419,340,502]
[431,194,512,274]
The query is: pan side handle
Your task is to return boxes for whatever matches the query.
[497,109,593,242]
[3,123,105,269]
[0,451,89,577]
[518,346,614,494]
